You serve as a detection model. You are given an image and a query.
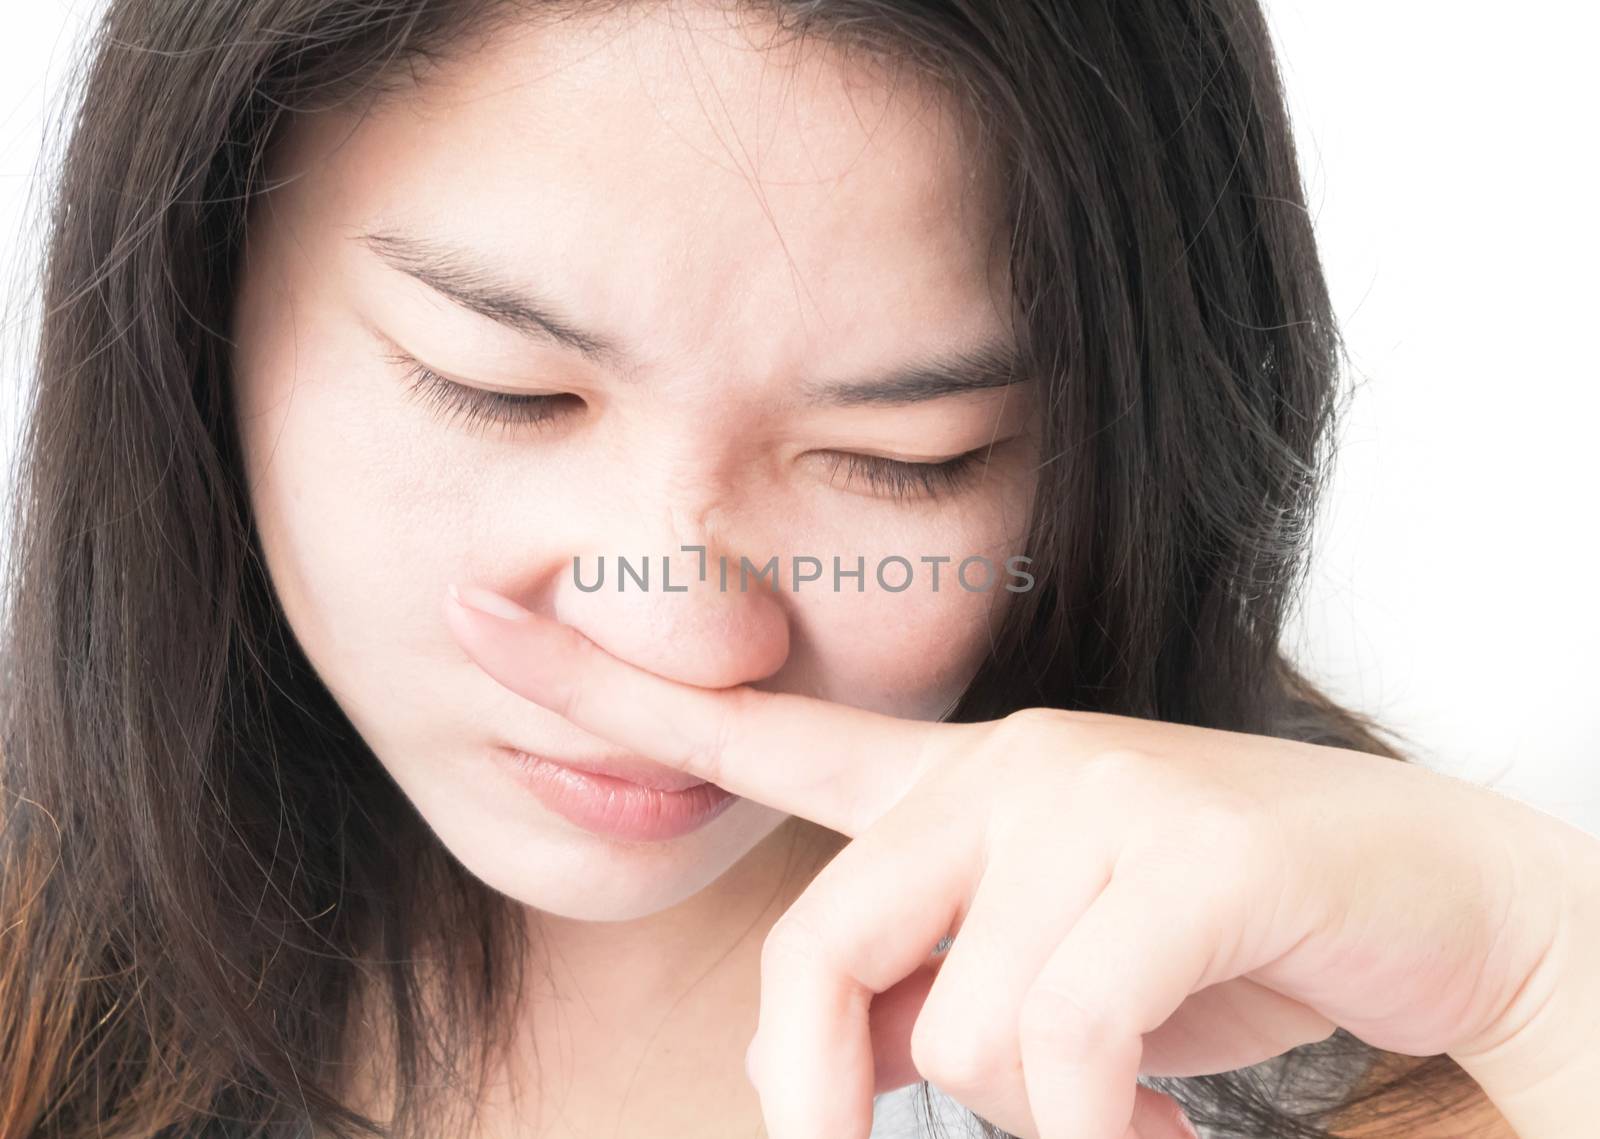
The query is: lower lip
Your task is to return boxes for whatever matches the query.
[497,748,739,843]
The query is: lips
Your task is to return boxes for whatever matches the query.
[499,746,709,793]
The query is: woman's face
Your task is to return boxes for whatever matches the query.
[231,4,1038,922]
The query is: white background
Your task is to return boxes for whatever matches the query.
[3,2,1596,835]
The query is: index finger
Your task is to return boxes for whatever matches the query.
[442,583,955,837]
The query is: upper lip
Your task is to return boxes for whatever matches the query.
[501,745,709,793]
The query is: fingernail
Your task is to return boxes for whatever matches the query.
[448,583,531,622]
[1176,1109,1200,1139]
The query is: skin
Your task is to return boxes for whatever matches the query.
[231,4,1037,1134]
[446,583,1596,1139]
[234,4,1600,1138]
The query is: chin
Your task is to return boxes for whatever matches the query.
[422,795,793,923]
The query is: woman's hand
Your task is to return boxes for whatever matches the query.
[443,584,1597,1139]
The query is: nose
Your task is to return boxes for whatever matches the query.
[545,538,791,691]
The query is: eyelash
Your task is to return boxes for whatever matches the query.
[390,353,991,502]
[392,353,574,433]
[817,450,987,502]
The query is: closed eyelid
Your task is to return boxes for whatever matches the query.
[368,315,1032,464]
[384,349,1018,504]
[354,227,1033,409]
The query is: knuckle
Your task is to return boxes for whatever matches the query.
[699,716,733,789]
[690,688,748,788]
[992,706,1078,753]
[553,672,587,727]
[557,624,606,723]
[1074,746,1156,794]
[1183,792,1270,868]
[998,705,1065,734]
[760,907,831,973]
[908,1015,1017,1095]
[978,708,1099,785]
[1123,790,1271,913]
[1017,983,1117,1059]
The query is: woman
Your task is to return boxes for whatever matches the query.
[1,1,1593,1137]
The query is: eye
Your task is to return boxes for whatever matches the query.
[387,347,995,500]
[387,351,580,435]
[820,447,990,503]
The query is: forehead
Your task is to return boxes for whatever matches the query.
[286,1,1011,386]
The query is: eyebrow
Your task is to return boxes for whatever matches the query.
[353,227,1029,407]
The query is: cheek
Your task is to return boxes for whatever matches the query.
[774,489,1032,720]
[795,580,1011,719]
[235,331,477,703]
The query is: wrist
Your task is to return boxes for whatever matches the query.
[1447,801,1600,1139]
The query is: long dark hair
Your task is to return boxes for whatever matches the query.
[1,1,1488,1136]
